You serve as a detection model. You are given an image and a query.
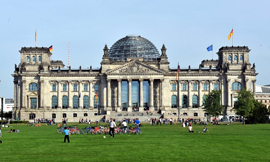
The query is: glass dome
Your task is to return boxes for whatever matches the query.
[108,35,160,61]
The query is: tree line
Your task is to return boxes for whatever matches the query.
[203,89,269,124]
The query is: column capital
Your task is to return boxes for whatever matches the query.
[160,79,164,82]
[150,79,154,82]
[117,79,122,82]
[128,79,132,82]
[139,78,144,82]
[107,79,111,82]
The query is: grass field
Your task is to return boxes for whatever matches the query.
[1,122,270,162]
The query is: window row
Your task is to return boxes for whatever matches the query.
[171,95,207,108]
[26,56,42,62]
[172,83,219,91]
[51,95,100,109]
[182,113,209,117]
[51,83,99,92]
[228,55,243,61]
[29,112,89,120]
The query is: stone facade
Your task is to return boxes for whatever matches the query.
[12,37,258,122]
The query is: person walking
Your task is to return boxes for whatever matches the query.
[0,127,2,144]
[109,118,116,138]
[63,127,70,143]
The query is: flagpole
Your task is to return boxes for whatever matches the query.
[232,28,233,46]
[35,28,37,47]
[212,44,213,60]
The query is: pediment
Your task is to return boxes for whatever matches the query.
[106,60,164,75]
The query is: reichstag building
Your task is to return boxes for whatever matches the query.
[12,35,257,122]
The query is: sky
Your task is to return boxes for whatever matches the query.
[0,0,270,98]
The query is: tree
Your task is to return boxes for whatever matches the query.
[248,100,270,124]
[203,90,224,122]
[232,89,255,124]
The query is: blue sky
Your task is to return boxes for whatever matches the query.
[1,0,270,98]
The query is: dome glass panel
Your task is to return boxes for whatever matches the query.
[108,35,160,61]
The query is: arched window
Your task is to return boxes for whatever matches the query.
[52,113,56,119]
[29,83,39,91]
[182,95,188,108]
[192,95,198,108]
[172,84,176,91]
[94,95,99,108]
[52,96,58,109]
[73,95,79,108]
[27,56,30,62]
[73,113,77,117]
[234,55,238,61]
[84,113,88,117]
[38,56,42,62]
[240,55,243,61]
[171,95,177,108]
[62,96,68,108]
[83,95,89,108]
[33,56,36,62]
[63,113,67,118]
[204,113,208,117]
[228,55,232,61]
[232,82,241,90]
[194,113,198,116]
[29,113,36,119]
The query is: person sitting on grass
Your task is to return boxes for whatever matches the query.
[188,123,194,133]
[200,126,209,133]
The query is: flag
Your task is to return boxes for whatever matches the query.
[207,45,213,52]
[35,30,37,42]
[174,65,179,83]
[49,45,53,52]
[228,29,233,41]
[95,94,98,103]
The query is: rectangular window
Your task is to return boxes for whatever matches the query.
[214,84,218,90]
[73,84,78,91]
[63,84,67,91]
[52,84,56,91]
[203,84,208,91]
[193,84,197,91]
[30,98,37,109]
[172,83,176,91]
[182,84,187,91]
[84,84,88,91]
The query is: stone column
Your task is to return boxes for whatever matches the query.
[160,79,164,109]
[68,81,72,108]
[18,81,21,108]
[139,79,144,112]
[107,79,112,112]
[13,82,17,108]
[22,80,26,108]
[79,81,83,109]
[89,81,92,109]
[227,80,231,107]
[58,81,62,108]
[149,79,154,111]
[253,80,256,95]
[188,81,191,108]
[128,79,132,112]
[117,79,121,108]
[198,81,202,107]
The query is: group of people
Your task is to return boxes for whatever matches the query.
[188,123,209,133]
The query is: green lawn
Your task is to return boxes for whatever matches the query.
[1,122,270,162]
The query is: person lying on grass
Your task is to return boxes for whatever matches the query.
[200,126,209,133]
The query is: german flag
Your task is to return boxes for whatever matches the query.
[174,65,179,83]
[49,45,53,52]
[228,29,233,41]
